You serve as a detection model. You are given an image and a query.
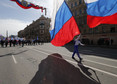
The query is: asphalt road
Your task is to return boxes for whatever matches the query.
[0,43,117,84]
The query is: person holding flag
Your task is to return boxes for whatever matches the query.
[72,34,85,61]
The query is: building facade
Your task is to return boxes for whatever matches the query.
[67,0,117,46]
[18,15,51,42]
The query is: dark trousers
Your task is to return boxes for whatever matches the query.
[72,45,81,59]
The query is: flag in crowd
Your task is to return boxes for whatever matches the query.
[50,0,80,46]
[84,0,117,28]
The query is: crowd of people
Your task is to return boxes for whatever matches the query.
[0,38,43,48]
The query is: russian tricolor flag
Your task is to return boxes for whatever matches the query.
[85,0,117,28]
[50,0,80,46]
[10,0,43,11]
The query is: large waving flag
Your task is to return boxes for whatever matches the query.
[50,0,80,46]
[84,0,117,28]
[10,0,45,12]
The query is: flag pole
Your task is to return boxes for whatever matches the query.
[6,30,8,38]
[44,8,47,15]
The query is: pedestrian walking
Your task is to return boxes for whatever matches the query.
[0,38,1,47]
[72,34,85,61]
[18,39,21,46]
[1,39,4,47]
[13,39,16,47]
[9,39,12,47]
[21,39,25,47]
[5,38,8,47]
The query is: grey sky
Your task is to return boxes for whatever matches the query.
[0,0,53,37]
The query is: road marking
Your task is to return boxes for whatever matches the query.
[66,60,117,78]
[32,47,117,69]
[28,47,117,78]
[32,48,49,55]
[12,55,17,64]
[85,55,117,62]
[33,47,117,62]
[84,59,117,69]
[33,47,71,56]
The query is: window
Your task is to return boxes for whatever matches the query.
[40,23,45,29]
[77,10,79,15]
[94,28,99,33]
[84,29,86,33]
[40,25,44,29]
[84,18,87,24]
[79,9,82,15]
[40,30,44,34]
[83,8,87,14]
[110,27,115,32]
[71,3,73,8]
[75,11,77,16]
[102,27,106,33]
[73,12,75,16]
[79,0,82,5]
[89,28,92,33]
[75,2,77,6]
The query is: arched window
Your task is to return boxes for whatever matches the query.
[40,23,45,29]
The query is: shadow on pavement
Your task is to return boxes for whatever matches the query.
[0,53,12,57]
[0,50,28,57]
[73,58,101,84]
[63,43,74,52]
[29,53,100,84]
[63,43,117,59]
[13,50,28,55]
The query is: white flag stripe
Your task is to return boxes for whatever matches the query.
[84,0,98,3]
[50,0,64,30]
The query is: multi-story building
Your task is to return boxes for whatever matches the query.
[67,0,117,46]
[18,15,51,42]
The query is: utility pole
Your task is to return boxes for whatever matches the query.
[6,30,8,38]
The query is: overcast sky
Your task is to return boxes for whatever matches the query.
[0,0,53,37]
